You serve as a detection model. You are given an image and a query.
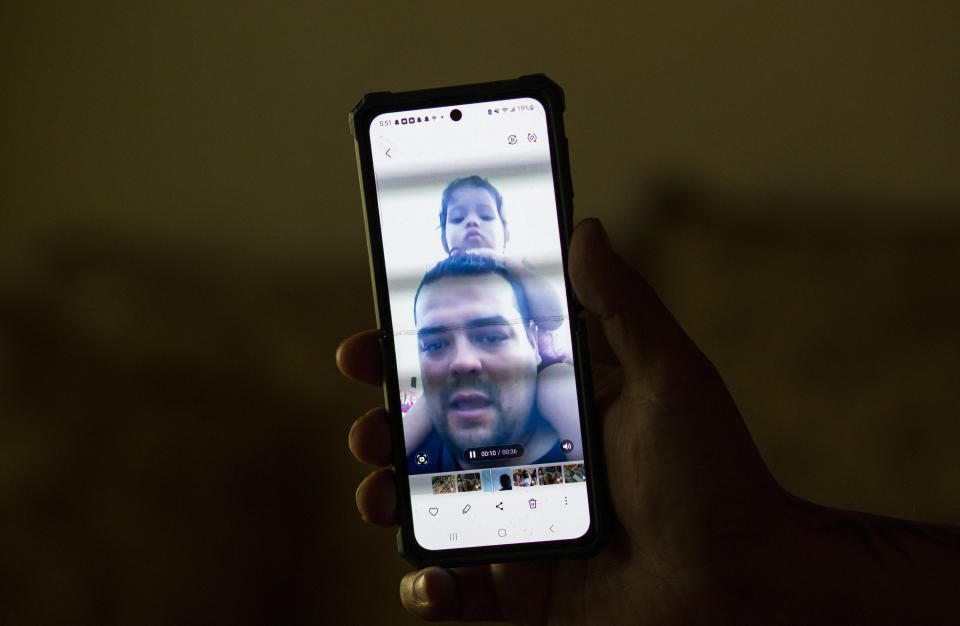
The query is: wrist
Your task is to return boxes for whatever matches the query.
[729,495,956,624]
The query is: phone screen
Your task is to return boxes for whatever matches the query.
[367,97,590,551]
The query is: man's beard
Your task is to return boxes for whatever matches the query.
[431,378,510,453]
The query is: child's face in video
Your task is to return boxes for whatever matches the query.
[444,185,506,253]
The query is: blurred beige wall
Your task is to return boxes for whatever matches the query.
[1,2,958,624]
[3,2,958,276]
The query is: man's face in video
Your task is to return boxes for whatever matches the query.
[415,273,540,455]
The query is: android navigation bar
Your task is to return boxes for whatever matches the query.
[463,444,524,462]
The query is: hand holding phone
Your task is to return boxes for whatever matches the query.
[342,75,960,626]
[339,219,790,623]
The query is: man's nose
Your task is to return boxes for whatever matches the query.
[448,336,482,376]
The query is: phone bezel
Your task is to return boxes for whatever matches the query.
[349,74,608,568]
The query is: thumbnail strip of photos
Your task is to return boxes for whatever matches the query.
[412,462,586,496]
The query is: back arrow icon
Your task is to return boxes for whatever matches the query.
[385,148,391,158]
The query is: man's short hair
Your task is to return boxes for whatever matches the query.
[439,176,507,253]
[413,254,530,326]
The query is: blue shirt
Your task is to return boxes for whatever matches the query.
[407,416,567,475]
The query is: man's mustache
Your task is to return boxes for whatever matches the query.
[439,379,502,412]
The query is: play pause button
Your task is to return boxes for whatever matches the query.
[463,444,523,462]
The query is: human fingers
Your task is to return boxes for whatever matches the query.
[335,329,383,386]
[348,407,392,466]
[583,312,619,366]
[355,468,397,526]
[569,218,708,391]
[399,562,553,622]
[570,219,778,520]
[399,566,504,622]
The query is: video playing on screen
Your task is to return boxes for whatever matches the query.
[370,99,584,477]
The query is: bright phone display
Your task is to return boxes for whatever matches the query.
[351,76,603,566]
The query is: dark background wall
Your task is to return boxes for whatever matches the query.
[2,2,958,623]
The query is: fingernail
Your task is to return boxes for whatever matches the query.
[413,571,429,605]
[590,218,612,249]
[348,418,358,441]
[578,217,611,249]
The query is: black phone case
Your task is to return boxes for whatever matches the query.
[349,74,608,569]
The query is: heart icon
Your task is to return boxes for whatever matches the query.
[428,507,439,516]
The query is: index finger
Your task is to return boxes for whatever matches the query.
[335,329,383,386]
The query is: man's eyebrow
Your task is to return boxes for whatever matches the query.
[415,316,520,337]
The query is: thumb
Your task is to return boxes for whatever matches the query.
[570,219,781,532]
[569,218,712,393]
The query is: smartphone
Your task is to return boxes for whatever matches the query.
[349,74,606,568]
